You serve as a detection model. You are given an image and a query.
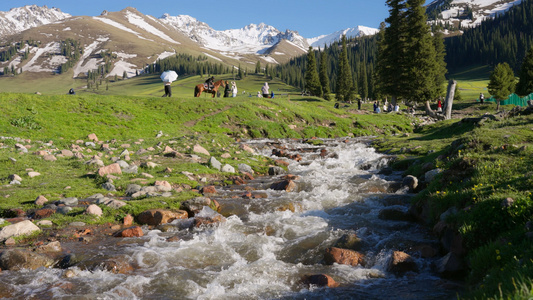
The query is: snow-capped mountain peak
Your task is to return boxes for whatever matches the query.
[308,25,380,49]
[159,15,310,54]
[0,5,71,37]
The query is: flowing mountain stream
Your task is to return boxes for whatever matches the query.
[0,138,463,299]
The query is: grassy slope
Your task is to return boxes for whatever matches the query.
[0,75,414,226]
[374,106,533,298]
[451,65,492,102]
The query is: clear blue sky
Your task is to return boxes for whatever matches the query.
[0,1,434,38]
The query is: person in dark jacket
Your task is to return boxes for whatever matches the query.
[224,81,231,97]
[205,76,215,90]
[163,81,172,97]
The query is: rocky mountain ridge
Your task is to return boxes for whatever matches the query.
[0,5,71,39]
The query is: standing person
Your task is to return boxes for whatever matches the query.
[261,82,270,98]
[437,98,442,112]
[357,99,362,110]
[163,81,172,97]
[373,101,377,112]
[232,82,238,97]
[480,93,485,104]
[224,80,231,97]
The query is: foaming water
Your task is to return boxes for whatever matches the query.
[0,138,461,299]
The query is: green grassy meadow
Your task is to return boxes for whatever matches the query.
[0,75,414,227]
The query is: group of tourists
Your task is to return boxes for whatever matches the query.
[222,80,238,97]
[373,99,400,113]
[256,82,274,98]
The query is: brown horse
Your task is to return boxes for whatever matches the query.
[194,80,225,97]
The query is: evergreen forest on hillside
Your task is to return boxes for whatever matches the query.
[445,0,533,73]
[273,0,533,98]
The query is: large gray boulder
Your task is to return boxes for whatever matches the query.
[209,157,222,171]
[181,197,213,217]
[424,168,442,183]
[0,220,41,242]
[58,197,78,206]
[238,163,254,174]
[0,249,54,270]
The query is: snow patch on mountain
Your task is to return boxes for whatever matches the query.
[0,5,71,38]
[93,16,153,41]
[24,42,62,72]
[73,40,103,77]
[159,14,308,55]
[308,26,379,49]
[427,0,522,28]
[125,10,180,44]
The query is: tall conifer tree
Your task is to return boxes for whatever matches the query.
[404,0,439,101]
[516,47,533,96]
[377,1,407,103]
[432,30,447,98]
[319,48,331,100]
[488,62,516,111]
[305,47,322,96]
[360,61,368,99]
[336,35,353,102]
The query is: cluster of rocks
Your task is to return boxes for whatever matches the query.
[1,133,267,240]
[0,194,226,272]
[303,231,420,288]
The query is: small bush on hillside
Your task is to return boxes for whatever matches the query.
[10,115,42,130]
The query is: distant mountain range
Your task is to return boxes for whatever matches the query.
[0,1,521,79]
[0,5,379,79]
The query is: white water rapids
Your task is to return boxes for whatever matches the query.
[0,138,461,299]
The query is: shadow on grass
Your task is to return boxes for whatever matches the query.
[289,98,323,102]
[412,120,476,141]
[449,65,492,81]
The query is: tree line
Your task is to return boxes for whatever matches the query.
[0,40,39,76]
[146,53,231,77]
[275,35,379,100]
[292,0,447,104]
[445,0,533,73]
[58,39,83,74]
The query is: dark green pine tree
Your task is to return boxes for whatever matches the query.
[432,29,447,98]
[359,61,368,99]
[238,64,244,79]
[319,48,331,100]
[516,47,533,96]
[404,0,440,102]
[488,62,516,111]
[255,61,261,74]
[377,0,408,103]
[305,47,322,97]
[336,35,354,102]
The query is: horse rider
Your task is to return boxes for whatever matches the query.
[205,76,215,90]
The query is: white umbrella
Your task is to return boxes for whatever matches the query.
[160,70,178,83]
